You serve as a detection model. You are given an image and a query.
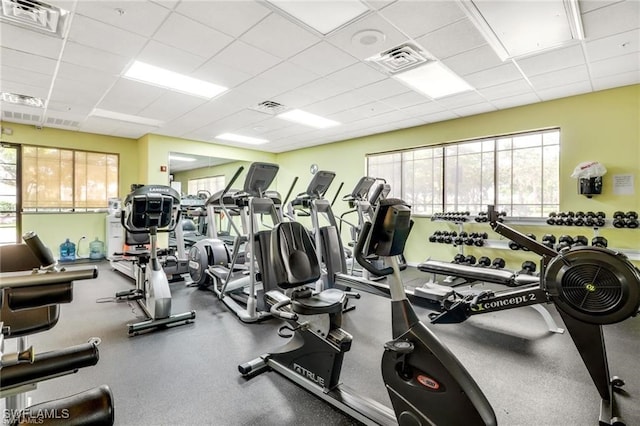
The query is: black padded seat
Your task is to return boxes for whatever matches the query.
[291,288,345,315]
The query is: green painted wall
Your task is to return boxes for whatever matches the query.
[274,85,640,268]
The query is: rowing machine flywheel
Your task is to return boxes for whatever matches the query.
[545,246,640,324]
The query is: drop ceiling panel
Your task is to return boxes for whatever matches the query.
[353,78,411,100]
[589,52,640,78]
[464,62,524,89]
[579,0,620,14]
[138,92,209,122]
[211,40,281,77]
[442,44,503,76]
[192,60,253,89]
[0,48,58,75]
[326,13,408,60]
[74,0,170,37]
[536,80,593,101]
[240,12,320,59]
[47,100,92,116]
[0,24,64,59]
[516,45,586,77]
[152,13,234,59]
[61,42,130,74]
[398,100,447,118]
[581,0,640,40]
[592,72,640,91]
[0,81,49,99]
[97,79,166,115]
[56,62,117,86]
[345,100,395,119]
[326,62,387,89]
[436,91,488,109]
[423,110,459,123]
[477,79,534,101]
[415,18,487,60]
[288,41,358,76]
[295,77,353,102]
[490,92,541,110]
[381,90,429,109]
[379,0,466,39]
[1,65,52,89]
[305,91,373,116]
[175,0,271,38]
[49,77,112,108]
[184,109,271,140]
[137,41,207,74]
[257,62,322,92]
[585,29,640,62]
[528,65,590,91]
[453,102,497,117]
[67,15,147,57]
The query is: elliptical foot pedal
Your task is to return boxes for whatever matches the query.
[384,340,414,354]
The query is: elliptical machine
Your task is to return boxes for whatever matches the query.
[239,198,497,425]
[115,185,196,335]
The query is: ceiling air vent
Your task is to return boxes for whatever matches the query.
[46,116,80,128]
[1,0,69,37]
[249,100,288,115]
[367,42,432,75]
[3,110,42,123]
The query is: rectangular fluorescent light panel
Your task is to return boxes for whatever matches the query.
[394,62,473,99]
[216,133,269,145]
[1,91,45,108]
[266,0,368,35]
[169,155,196,162]
[276,109,340,129]
[124,61,228,99]
[90,108,164,127]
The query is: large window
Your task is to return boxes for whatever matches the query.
[188,175,225,196]
[367,128,560,217]
[22,146,119,212]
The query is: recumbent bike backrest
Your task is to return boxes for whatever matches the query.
[270,221,321,289]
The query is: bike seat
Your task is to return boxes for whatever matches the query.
[291,288,345,315]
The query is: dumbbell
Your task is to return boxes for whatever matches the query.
[557,235,574,251]
[520,233,536,251]
[592,236,608,248]
[477,256,491,267]
[463,255,477,265]
[508,240,521,250]
[473,237,484,247]
[475,212,488,222]
[573,235,588,247]
[625,211,638,228]
[453,254,466,264]
[491,258,506,269]
[547,212,558,225]
[541,234,556,249]
[496,211,507,222]
[428,233,438,243]
[520,261,537,275]
[613,211,626,228]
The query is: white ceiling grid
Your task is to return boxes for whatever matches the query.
[0,0,637,154]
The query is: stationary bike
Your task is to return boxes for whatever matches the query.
[239,198,497,425]
[115,185,196,335]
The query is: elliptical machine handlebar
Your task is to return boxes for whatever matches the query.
[354,221,394,277]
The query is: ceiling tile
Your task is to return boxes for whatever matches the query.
[150,0,180,9]
[477,79,534,100]
[516,44,586,77]
[153,13,234,59]
[579,0,621,14]
[305,91,373,116]
[288,41,358,76]
[326,13,408,60]
[233,75,289,100]
[355,78,411,100]
[590,52,640,78]
[56,62,117,86]
[529,65,590,91]
[436,91,488,109]
[0,24,64,59]
[585,29,640,63]
[592,71,640,91]
[453,103,497,117]
[67,15,147,57]
[491,92,541,110]
[582,0,640,40]
[347,101,395,119]
[326,62,387,89]
[74,0,170,37]
[258,62,322,92]
[379,0,466,39]
[211,40,281,77]
[138,92,209,122]
[443,44,504,76]
[294,77,353,102]
[0,81,49,99]
[49,77,111,108]
[464,62,524,89]
[381,90,430,109]
[1,65,51,89]
[137,40,207,74]
[415,18,487,59]
[0,47,58,75]
[536,81,593,102]
[240,13,320,59]
[423,110,459,123]
[175,0,271,38]
[398,100,446,118]
[97,79,166,115]
[46,100,92,116]
[271,90,320,109]
[61,42,130,74]
[191,60,253,89]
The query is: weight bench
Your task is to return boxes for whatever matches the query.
[416,260,564,333]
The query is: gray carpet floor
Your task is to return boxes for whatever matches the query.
[3,261,640,426]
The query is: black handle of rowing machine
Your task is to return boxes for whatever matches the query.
[354,221,394,277]
[22,231,56,269]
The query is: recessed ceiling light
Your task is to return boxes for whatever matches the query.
[216,133,269,145]
[89,108,164,127]
[276,109,340,129]
[393,62,473,99]
[169,155,196,162]
[266,0,369,35]
[0,92,45,108]
[124,61,228,99]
